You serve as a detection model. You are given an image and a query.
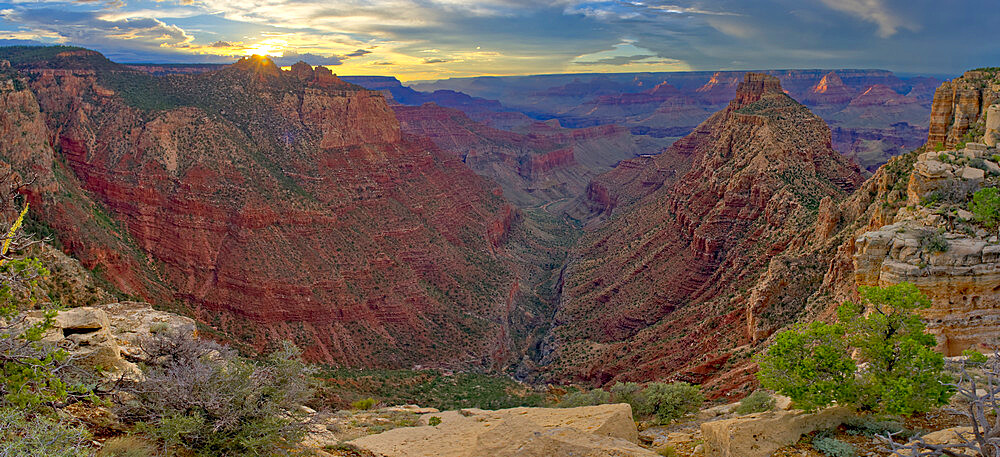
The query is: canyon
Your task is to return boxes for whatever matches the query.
[0,47,552,370]
[3,45,999,397]
[534,74,866,394]
[533,68,1000,395]
[413,69,940,172]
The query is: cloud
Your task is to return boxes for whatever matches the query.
[0,7,193,50]
[818,0,918,37]
[272,50,343,66]
[705,17,756,39]
[574,54,653,65]
[643,4,740,16]
[343,48,371,57]
[0,0,996,77]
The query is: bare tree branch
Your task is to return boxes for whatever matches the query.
[882,354,1000,457]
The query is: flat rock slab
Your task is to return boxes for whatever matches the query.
[701,406,853,457]
[349,404,658,457]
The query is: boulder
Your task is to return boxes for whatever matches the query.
[696,402,737,420]
[93,302,196,362]
[986,104,1000,147]
[701,406,853,457]
[773,394,793,410]
[915,160,954,178]
[27,302,195,378]
[39,307,132,374]
[899,427,977,456]
[984,160,1000,175]
[960,166,985,180]
[349,404,657,457]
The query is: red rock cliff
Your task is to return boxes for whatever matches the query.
[540,74,863,395]
[3,52,527,370]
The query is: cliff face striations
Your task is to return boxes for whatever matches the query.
[0,49,532,370]
[853,144,1000,356]
[927,69,1000,148]
[539,74,863,393]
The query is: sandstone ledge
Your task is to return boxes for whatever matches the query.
[348,403,658,457]
[701,406,853,457]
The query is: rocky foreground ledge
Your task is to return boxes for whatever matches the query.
[342,403,657,457]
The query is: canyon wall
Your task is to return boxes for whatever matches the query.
[537,74,864,396]
[0,49,535,370]
[927,69,1000,148]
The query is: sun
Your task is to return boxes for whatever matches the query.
[243,38,288,57]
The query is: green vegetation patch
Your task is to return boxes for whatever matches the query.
[318,368,546,411]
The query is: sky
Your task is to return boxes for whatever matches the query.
[0,1,997,81]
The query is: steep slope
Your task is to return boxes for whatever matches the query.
[0,47,536,370]
[535,74,864,393]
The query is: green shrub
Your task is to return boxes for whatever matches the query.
[756,321,857,411]
[963,349,988,364]
[812,436,855,457]
[117,333,314,456]
[920,229,949,253]
[428,416,442,427]
[758,283,951,415]
[920,191,942,207]
[844,415,911,438]
[148,322,170,334]
[637,382,703,425]
[0,206,94,411]
[558,388,611,408]
[97,436,158,457]
[969,187,1000,228]
[610,382,644,416]
[657,445,678,457]
[734,390,775,415]
[840,284,952,414]
[0,408,92,457]
[351,397,376,410]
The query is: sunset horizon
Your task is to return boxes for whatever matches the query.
[1,1,997,81]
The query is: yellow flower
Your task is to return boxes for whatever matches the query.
[0,202,29,267]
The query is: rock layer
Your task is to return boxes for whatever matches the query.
[927,69,1000,148]
[853,143,1000,355]
[541,74,863,391]
[0,48,529,370]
